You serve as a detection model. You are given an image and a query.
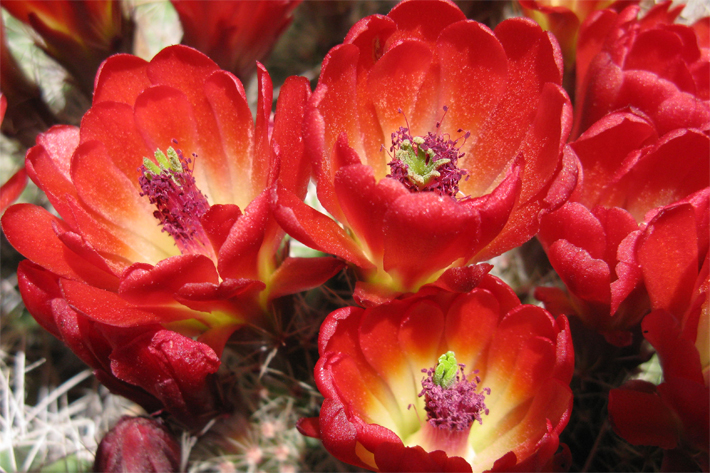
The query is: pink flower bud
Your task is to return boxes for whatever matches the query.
[94,416,182,473]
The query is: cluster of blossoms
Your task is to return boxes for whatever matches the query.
[0,0,707,472]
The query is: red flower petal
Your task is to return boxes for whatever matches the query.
[436,20,508,142]
[540,202,606,259]
[254,63,276,192]
[467,162,524,261]
[268,256,345,301]
[118,255,219,305]
[17,260,64,340]
[110,329,221,427]
[71,140,172,254]
[375,442,472,472]
[382,192,481,290]
[60,278,195,326]
[427,263,493,294]
[475,85,574,260]
[569,109,657,208]
[470,18,562,187]
[93,54,150,106]
[272,186,374,269]
[657,379,710,451]
[307,44,361,221]
[334,162,409,263]
[272,75,312,200]
[484,306,559,409]
[444,289,501,374]
[643,309,704,385]
[547,239,611,305]
[200,204,241,251]
[79,102,152,186]
[367,39,435,141]
[2,204,119,290]
[397,299,446,373]
[296,416,321,439]
[133,84,201,168]
[615,130,709,221]
[202,70,254,207]
[609,380,679,449]
[638,203,699,317]
[387,0,465,44]
[0,167,27,214]
[218,190,270,280]
[24,125,80,225]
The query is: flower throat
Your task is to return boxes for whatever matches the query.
[386,106,469,198]
[138,141,211,256]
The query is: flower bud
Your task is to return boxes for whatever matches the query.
[94,416,182,473]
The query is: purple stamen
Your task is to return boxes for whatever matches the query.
[386,107,469,199]
[138,145,212,256]
[419,364,490,431]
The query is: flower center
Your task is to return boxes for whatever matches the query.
[420,351,490,432]
[138,142,212,256]
[386,107,468,198]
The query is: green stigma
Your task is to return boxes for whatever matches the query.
[395,137,451,189]
[142,147,184,181]
[433,351,458,389]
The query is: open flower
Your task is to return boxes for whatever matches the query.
[298,277,574,472]
[1,45,341,423]
[273,0,578,305]
[171,0,301,84]
[536,110,709,345]
[573,2,710,138]
[1,0,133,96]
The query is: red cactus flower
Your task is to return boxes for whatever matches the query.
[536,110,709,345]
[19,258,225,427]
[273,0,578,305]
[1,0,133,97]
[518,0,637,71]
[171,0,301,84]
[609,252,709,471]
[573,2,710,138]
[298,277,574,472]
[1,45,342,423]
